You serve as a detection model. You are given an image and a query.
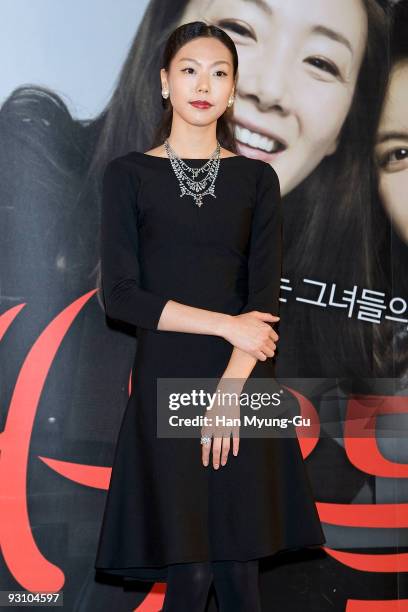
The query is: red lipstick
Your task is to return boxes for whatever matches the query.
[190,100,212,109]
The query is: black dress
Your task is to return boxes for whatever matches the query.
[94,151,326,583]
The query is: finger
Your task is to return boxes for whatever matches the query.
[263,340,276,357]
[232,429,240,456]
[212,437,222,469]
[201,431,212,466]
[258,312,280,322]
[202,443,211,466]
[221,436,231,466]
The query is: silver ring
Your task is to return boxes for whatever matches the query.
[200,435,212,445]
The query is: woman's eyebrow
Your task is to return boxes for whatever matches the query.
[377,130,408,144]
[177,58,231,66]
[311,24,354,57]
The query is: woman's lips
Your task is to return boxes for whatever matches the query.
[190,101,212,109]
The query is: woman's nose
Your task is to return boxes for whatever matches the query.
[197,80,209,94]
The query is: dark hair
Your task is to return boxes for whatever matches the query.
[390,0,408,64]
[150,21,239,152]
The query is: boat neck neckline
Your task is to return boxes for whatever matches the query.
[136,152,245,161]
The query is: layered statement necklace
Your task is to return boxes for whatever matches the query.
[164,139,221,208]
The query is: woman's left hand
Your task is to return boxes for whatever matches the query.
[200,376,243,469]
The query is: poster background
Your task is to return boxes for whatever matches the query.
[0,1,407,610]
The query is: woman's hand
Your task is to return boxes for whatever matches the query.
[201,377,243,469]
[221,311,280,361]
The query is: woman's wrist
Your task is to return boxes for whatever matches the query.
[223,347,258,380]
[214,312,234,339]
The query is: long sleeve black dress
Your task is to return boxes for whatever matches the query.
[94,151,326,583]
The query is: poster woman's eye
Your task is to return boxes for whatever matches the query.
[378,147,408,172]
[181,67,195,74]
[217,20,255,40]
[215,70,228,77]
[306,56,341,78]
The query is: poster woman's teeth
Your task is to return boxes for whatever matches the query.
[234,124,286,153]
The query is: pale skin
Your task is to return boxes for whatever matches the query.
[145,36,280,469]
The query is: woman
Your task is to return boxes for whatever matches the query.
[94,22,325,612]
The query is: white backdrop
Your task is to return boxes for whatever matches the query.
[1,0,149,118]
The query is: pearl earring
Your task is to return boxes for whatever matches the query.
[227,96,234,108]
[162,89,169,99]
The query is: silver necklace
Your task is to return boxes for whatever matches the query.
[164,139,221,208]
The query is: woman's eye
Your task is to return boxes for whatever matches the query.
[378,147,408,170]
[181,67,227,77]
[306,56,340,77]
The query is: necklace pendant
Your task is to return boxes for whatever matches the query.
[164,139,221,208]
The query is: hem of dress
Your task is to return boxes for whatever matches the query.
[94,537,326,583]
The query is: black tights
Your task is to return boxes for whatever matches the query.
[162,559,261,612]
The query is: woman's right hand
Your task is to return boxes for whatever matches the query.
[221,311,280,361]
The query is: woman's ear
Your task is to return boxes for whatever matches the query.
[160,68,168,91]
